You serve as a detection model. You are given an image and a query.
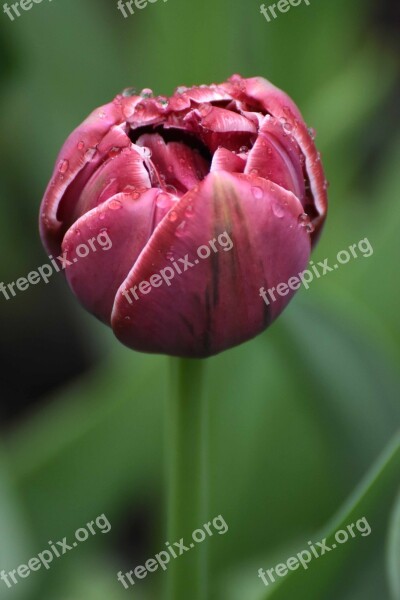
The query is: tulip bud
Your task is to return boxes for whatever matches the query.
[39,75,328,357]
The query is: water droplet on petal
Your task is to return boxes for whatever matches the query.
[272,201,285,218]
[166,184,178,195]
[166,251,174,260]
[122,87,137,97]
[139,146,152,159]
[108,147,121,159]
[240,146,249,153]
[98,111,106,119]
[156,192,171,209]
[77,141,85,151]
[280,117,293,134]
[140,88,153,98]
[168,210,178,222]
[58,159,69,174]
[85,148,97,161]
[308,127,316,140]
[157,96,169,108]
[99,213,106,220]
[250,168,259,176]
[109,199,122,210]
[176,86,188,94]
[176,221,186,237]
[251,186,264,200]
[298,213,315,233]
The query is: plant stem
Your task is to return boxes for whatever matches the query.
[167,358,208,600]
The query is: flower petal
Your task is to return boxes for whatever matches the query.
[61,188,169,323]
[111,172,310,357]
[39,101,125,256]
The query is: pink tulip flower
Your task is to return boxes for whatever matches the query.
[39,75,328,357]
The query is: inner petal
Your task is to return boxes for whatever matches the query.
[135,131,210,197]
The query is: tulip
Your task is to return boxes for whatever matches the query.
[39,74,328,358]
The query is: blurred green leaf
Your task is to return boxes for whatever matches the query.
[259,431,400,599]
[0,449,33,600]
[388,491,400,600]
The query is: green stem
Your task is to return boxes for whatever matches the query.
[166,358,208,600]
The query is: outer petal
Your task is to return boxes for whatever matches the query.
[62,188,169,323]
[72,147,151,219]
[40,100,126,256]
[245,115,305,202]
[242,76,328,238]
[111,172,311,357]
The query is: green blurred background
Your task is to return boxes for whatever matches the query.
[0,0,399,598]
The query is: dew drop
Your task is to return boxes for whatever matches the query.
[308,127,316,140]
[168,210,178,222]
[240,146,249,153]
[166,184,178,195]
[139,146,152,159]
[272,201,285,218]
[84,148,97,161]
[99,213,106,220]
[176,221,186,236]
[98,111,106,119]
[108,147,121,159]
[297,213,315,233]
[109,199,122,210]
[166,251,174,260]
[280,117,293,134]
[157,96,169,108]
[251,186,264,200]
[250,168,259,176]
[156,192,171,209]
[77,141,85,151]
[140,88,153,98]
[122,87,137,97]
[58,159,69,174]
[176,86,188,94]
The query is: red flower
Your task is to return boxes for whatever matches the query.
[39,75,328,357]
